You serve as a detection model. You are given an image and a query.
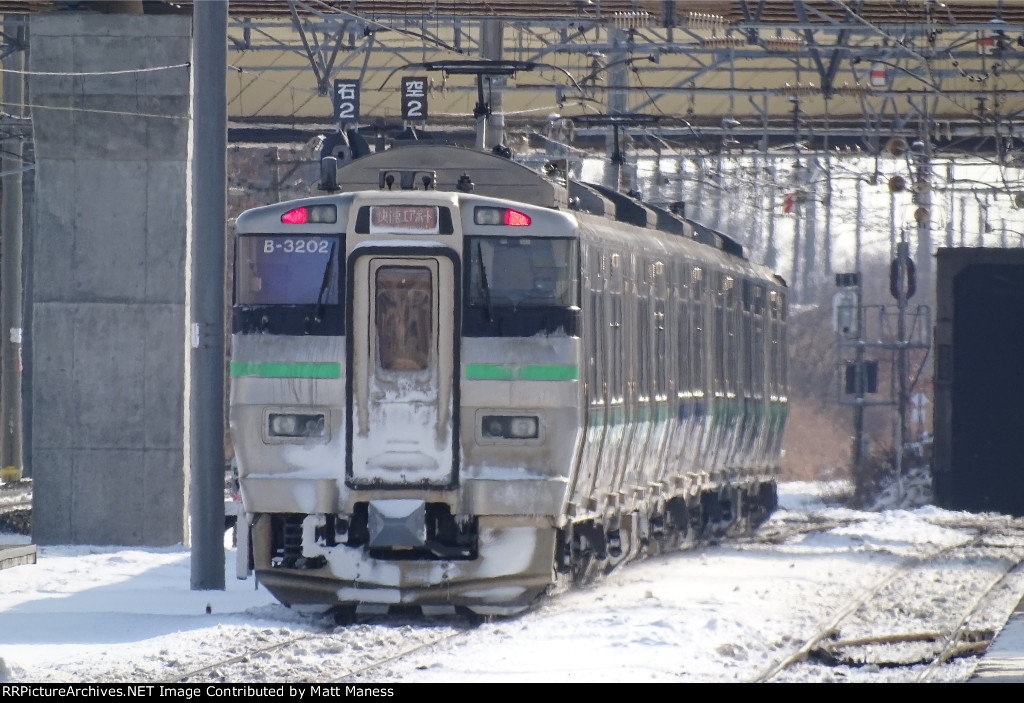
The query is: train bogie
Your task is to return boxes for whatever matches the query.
[229,142,787,615]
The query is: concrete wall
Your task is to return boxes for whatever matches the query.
[29,14,191,545]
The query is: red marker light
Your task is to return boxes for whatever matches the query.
[504,209,531,226]
[281,207,308,224]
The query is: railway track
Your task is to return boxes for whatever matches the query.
[326,626,474,682]
[154,616,477,684]
[752,525,1024,683]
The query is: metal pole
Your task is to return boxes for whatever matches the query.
[915,123,933,281]
[945,162,954,248]
[791,211,802,302]
[479,19,504,151]
[1,21,24,481]
[978,197,987,247]
[852,177,865,474]
[959,196,966,247]
[764,161,778,270]
[894,238,910,502]
[823,157,833,280]
[889,191,897,262]
[802,161,818,298]
[190,0,227,590]
[604,28,628,190]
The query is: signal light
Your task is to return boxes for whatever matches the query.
[474,206,532,227]
[281,207,308,224]
[504,209,531,226]
[280,204,337,224]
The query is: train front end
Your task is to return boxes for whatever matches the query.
[231,176,582,615]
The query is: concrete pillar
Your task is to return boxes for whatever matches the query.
[28,13,191,545]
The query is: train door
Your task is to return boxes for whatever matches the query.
[347,253,457,487]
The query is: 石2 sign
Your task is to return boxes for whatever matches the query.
[333,79,360,123]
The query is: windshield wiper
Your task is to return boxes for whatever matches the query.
[314,241,337,323]
[476,241,493,322]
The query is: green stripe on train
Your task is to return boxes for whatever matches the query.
[465,364,579,380]
[230,362,342,379]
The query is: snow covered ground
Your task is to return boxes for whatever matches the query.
[1,481,1023,683]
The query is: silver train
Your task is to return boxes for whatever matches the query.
[230,141,788,616]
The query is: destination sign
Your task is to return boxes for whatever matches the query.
[369,205,439,234]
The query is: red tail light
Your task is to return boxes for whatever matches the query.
[281,207,308,224]
[504,209,531,226]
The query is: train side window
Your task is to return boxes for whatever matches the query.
[713,274,726,396]
[590,290,605,402]
[779,291,788,390]
[375,266,432,371]
[753,285,766,396]
[741,279,753,397]
[677,292,690,395]
[769,290,782,396]
[638,295,650,401]
[691,267,705,394]
[610,291,623,403]
[654,298,667,399]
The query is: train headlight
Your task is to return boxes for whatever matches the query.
[268,413,325,438]
[481,414,539,440]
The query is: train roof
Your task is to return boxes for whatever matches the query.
[323,139,749,261]
[331,142,568,208]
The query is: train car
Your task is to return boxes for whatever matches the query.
[230,141,788,616]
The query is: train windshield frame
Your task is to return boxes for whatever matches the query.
[464,235,581,337]
[233,234,344,335]
[467,236,579,309]
[236,234,341,305]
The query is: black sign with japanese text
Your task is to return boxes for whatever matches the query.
[401,77,428,120]
[332,79,360,123]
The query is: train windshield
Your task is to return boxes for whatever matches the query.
[235,235,341,306]
[467,237,578,308]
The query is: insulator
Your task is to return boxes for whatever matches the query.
[834,83,872,96]
[613,11,650,29]
[764,37,804,51]
[886,136,908,156]
[701,36,744,49]
[777,83,819,96]
[686,12,726,32]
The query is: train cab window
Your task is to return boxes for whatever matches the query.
[237,235,340,305]
[376,267,432,371]
[234,234,343,335]
[464,236,581,337]
[468,237,578,307]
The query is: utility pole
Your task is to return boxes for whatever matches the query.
[190,0,228,590]
[893,238,912,500]
[852,177,865,474]
[479,19,504,151]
